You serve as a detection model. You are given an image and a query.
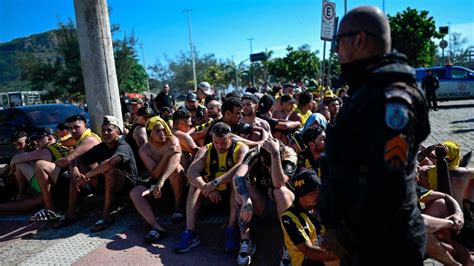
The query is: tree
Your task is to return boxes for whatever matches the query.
[388,8,442,67]
[113,32,148,93]
[267,45,320,82]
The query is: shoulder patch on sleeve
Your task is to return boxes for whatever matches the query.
[384,134,409,170]
[385,103,409,130]
[385,87,412,104]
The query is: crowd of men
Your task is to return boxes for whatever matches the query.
[1,6,473,266]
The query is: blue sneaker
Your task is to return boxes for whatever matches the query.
[224,226,240,252]
[175,230,200,253]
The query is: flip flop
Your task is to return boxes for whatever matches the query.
[90,218,116,232]
[144,228,168,243]
[51,215,79,229]
[29,208,61,222]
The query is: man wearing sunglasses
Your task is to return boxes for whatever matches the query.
[319,6,430,265]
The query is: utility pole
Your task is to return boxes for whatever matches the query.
[247,38,255,86]
[183,9,197,90]
[139,43,150,93]
[74,0,121,133]
[247,38,254,54]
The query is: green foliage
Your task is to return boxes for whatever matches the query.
[114,33,148,92]
[0,20,148,97]
[267,45,320,82]
[388,8,441,67]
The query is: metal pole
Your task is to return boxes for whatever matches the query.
[344,0,347,14]
[139,43,150,93]
[247,38,254,54]
[247,38,255,86]
[183,9,197,90]
[322,41,326,86]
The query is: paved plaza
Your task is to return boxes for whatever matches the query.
[0,99,473,265]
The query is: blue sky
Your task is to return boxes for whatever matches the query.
[1,0,473,71]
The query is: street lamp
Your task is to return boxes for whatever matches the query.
[139,43,150,93]
[183,9,197,91]
[247,38,255,86]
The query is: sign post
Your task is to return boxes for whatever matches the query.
[320,0,336,86]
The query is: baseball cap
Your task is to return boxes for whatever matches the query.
[56,123,68,130]
[186,92,198,102]
[131,97,144,104]
[102,115,123,134]
[280,95,296,104]
[65,114,86,124]
[291,170,321,197]
[258,95,275,113]
[31,127,54,139]
[197,81,213,95]
[241,93,259,104]
[323,90,335,99]
[137,106,154,117]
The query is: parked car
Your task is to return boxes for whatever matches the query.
[0,104,89,162]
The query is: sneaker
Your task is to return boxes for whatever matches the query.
[237,239,256,266]
[174,230,200,253]
[280,246,291,266]
[225,226,240,252]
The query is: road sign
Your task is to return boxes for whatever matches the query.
[250,52,267,62]
[321,1,336,41]
[439,40,448,49]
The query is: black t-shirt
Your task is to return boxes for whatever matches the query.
[154,91,175,110]
[80,137,138,185]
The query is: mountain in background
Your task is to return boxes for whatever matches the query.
[0,30,61,92]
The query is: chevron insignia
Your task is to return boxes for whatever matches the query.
[384,134,408,169]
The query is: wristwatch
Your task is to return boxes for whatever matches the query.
[212,178,220,186]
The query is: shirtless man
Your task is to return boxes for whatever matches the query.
[172,109,199,171]
[130,116,187,242]
[272,95,296,120]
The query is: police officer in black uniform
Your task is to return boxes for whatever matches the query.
[319,6,430,266]
[422,70,440,110]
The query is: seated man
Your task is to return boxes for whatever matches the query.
[130,116,186,243]
[0,128,69,214]
[33,115,101,219]
[281,170,338,265]
[10,128,60,201]
[192,97,268,148]
[54,116,137,232]
[233,138,297,265]
[124,106,154,175]
[417,185,472,265]
[175,122,248,253]
[418,141,474,207]
[296,127,327,178]
[172,109,199,171]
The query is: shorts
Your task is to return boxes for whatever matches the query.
[84,169,135,196]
